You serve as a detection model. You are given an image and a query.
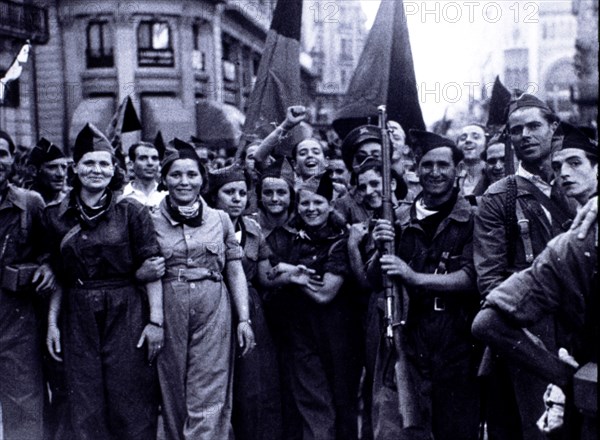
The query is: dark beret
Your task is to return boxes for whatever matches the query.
[557,123,598,159]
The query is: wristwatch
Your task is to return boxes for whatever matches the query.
[239,319,253,325]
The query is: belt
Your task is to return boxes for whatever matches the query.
[165,267,222,283]
[415,296,465,313]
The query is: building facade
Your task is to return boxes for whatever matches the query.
[479,1,583,122]
[2,0,321,153]
[32,0,282,151]
[302,0,367,127]
[571,0,598,127]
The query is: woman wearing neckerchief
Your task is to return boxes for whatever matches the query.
[150,140,255,440]
[267,173,363,440]
[206,164,322,440]
[44,123,163,440]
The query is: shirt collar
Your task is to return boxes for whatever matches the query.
[516,163,553,188]
[0,184,27,211]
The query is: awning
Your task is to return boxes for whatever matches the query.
[196,100,245,151]
[68,97,115,152]
[141,97,193,142]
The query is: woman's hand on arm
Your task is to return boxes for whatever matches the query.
[33,263,56,295]
[137,279,164,363]
[135,256,165,282]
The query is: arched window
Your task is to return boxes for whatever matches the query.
[137,21,174,67]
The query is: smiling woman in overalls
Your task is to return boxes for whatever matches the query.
[150,140,255,440]
[44,123,164,440]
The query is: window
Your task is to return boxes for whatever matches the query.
[222,38,237,82]
[192,21,208,72]
[340,38,353,61]
[86,21,113,68]
[137,21,174,67]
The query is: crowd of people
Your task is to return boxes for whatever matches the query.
[0,92,597,440]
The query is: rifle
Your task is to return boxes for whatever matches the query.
[378,105,421,428]
[503,124,515,176]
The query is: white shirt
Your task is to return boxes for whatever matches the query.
[516,162,552,221]
[120,181,167,208]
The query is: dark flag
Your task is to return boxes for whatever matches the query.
[239,0,303,157]
[486,76,512,129]
[333,0,425,140]
[106,96,142,147]
[105,96,142,168]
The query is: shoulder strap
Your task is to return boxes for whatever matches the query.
[434,219,464,274]
[505,175,519,265]
[515,200,534,264]
[515,176,572,230]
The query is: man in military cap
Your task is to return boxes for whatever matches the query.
[26,138,70,206]
[473,123,598,440]
[551,124,597,208]
[368,129,480,440]
[474,94,576,440]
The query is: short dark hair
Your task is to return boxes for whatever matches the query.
[128,142,159,161]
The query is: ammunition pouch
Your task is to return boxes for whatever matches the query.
[1,263,40,293]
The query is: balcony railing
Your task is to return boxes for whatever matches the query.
[0,0,49,44]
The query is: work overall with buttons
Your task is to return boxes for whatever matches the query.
[152,197,243,440]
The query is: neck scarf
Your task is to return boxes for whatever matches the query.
[166,196,204,227]
[75,190,112,227]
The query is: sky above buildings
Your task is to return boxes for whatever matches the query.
[359,0,539,126]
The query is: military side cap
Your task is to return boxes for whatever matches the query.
[299,172,334,201]
[341,125,382,170]
[28,137,65,168]
[73,123,113,163]
[558,123,598,159]
[161,138,202,169]
[208,163,248,192]
[409,129,456,150]
[507,93,551,116]
[261,156,295,189]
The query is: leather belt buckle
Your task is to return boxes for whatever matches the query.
[177,268,186,282]
[434,297,445,312]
